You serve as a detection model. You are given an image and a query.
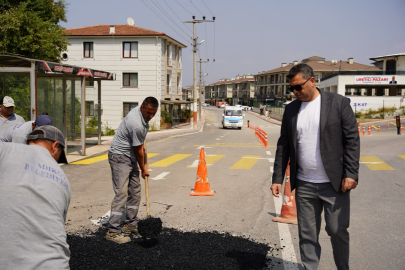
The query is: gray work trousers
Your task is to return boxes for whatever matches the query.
[108,151,141,233]
[296,180,350,270]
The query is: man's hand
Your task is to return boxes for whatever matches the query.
[341,177,357,193]
[271,183,282,197]
[141,169,150,179]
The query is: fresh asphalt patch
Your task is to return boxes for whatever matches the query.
[67,227,283,269]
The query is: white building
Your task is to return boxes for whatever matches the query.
[63,24,187,130]
[319,53,405,113]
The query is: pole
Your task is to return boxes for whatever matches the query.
[197,59,208,120]
[183,17,215,129]
[193,22,197,129]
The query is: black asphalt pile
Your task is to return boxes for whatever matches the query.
[67,227,281,269]
[138,217,163,239]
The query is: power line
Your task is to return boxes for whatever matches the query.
[190,0,204,16]
[175,0,193,15]
[163,0,193,35]
[150,0,192,38]
[201,0,215,16]
[141,0,190,44]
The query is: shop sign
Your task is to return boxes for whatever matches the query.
[354,76,395,84]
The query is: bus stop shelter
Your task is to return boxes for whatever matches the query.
[0,54,115,156]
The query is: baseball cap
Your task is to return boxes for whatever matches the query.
[27,126,68,164]
[35,114,52,127]
[0,96,15,107]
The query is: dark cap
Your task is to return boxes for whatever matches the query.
[27,126,68,164]
[35,114,52,127]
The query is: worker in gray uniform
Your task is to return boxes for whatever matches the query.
[106,96,158,244]
[0,125,70,269]
[0,96,25,135]
[0,113,52,144]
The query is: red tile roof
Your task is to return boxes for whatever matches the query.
[64,24,186,47]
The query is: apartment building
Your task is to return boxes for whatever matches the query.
[205,75,255,106]
[254,56,379,105]
[319,52,405,111]
[63,24,186,130]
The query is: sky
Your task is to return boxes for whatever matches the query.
[60,0,405,87]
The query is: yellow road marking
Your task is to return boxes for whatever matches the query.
[398,155,405,160]
[70,154,108,165]
[390,122,397,127]
[206,154,225,165]
[149,154,192,167]
[372,125,378,130]
[360,156,394,170]
[196,143,275,148]
[147,153,159,158]
[230,155,261,169]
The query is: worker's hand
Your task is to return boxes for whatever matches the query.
[341,177,357,193]
[142,169,150,179]
[271,183,282,197]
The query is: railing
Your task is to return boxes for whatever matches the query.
[321,70,405,81]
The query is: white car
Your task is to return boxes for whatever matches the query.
[220,103,228,108]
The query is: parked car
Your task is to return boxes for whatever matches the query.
[220,103,228,108]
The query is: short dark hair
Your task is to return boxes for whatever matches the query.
[142,96,159,109]
[286,63,314,80]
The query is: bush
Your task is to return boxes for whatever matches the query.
[161,110,173,123]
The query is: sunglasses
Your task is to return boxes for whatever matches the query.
[288,77,311,92]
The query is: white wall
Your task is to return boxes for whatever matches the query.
[64,36,182,130]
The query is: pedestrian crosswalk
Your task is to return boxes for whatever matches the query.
[70,152,405,171]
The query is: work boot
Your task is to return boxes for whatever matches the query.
[122,224,138,234]
[105,231,131,244]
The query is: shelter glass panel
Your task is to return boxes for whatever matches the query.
[37,77,64,131]
[0,74,31,121]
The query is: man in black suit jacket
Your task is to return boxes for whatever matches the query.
[389,76,397,84]
[271,63,359,270]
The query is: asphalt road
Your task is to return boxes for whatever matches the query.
[63,107,405,269]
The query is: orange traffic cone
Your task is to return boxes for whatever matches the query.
[190,147,214,196]
[272,164,298,225]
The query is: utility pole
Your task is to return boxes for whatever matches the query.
[183,16,215,129]
[197,58,208,120]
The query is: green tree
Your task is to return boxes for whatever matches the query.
[0,0,68,62]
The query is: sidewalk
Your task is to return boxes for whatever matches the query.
[66,114,206,164]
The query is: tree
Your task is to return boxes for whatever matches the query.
[0,0,68,62]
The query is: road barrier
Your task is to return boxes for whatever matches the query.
[190,147,214,196]
[363,126,365,136]
[378,125,380,133]
[368,125,371,136]
[387,123,389,129]
[255,126,268,148]
[272,163,298,225]
[358,126,360,135]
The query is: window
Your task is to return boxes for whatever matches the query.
[83,42,93,58]
[123,102,138,117]
[123,73,138,87]
[314,75,319,83]
[345,88,351,95]
[85,79,94,87]
[123,42,138,58]
[86,101,94,116]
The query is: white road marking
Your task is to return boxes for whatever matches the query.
[196,146,213,149]
[188,160,199,168]
[273,196,299,269]
[151,172,170,180]
[243,157,275,162]
[91,211,110,226]
[216,138,221,140]
[266,151,272,155]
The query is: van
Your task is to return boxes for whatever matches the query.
[222,106,244,129]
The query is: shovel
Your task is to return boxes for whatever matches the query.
[137,141,162,239]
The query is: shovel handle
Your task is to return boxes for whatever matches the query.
[143,141,151,218]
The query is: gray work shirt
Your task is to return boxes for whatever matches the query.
[0,112,25,136]
[0,121,33,144]
[0,142,71,269]
[109,106,149,163]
